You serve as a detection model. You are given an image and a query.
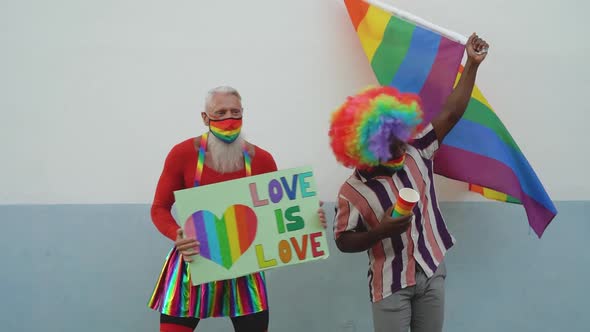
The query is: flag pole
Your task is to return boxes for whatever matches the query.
[364,0,469,45]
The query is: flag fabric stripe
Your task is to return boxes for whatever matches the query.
[371,15,415,84]
[356,6,391,62]
[444,118,553,208]
[418,37,465,124]
[434,146,523,203]
[469,83,493,111]
[456,66,494,110]
[434,145,555,235]
[390,25,441,93]
[344,0,370,30]
[470,184,521,204]
[455,66,522,203]
[456,68,521,152]
[354,0,465,123]
[469,184,485,195]
[462,98,521,151]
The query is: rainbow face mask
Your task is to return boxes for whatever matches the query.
[208,117,242,143]
[382,154,406,172]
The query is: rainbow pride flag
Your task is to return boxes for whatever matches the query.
[343,0,557,237]
[450,66,520,205]
[344,0,465,122]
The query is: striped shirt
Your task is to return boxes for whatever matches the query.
[334,124,455,302]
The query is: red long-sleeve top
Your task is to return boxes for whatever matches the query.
[151,137,278,241]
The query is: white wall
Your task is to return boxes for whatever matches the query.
[1,0,588,204]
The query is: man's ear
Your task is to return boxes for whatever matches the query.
[201,112,209,126]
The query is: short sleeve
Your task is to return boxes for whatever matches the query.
[333,195,363,240]
[410,123,439,160]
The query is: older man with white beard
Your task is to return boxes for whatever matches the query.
[147,86,327,332]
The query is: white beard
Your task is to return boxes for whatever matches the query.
[207,133,245,174]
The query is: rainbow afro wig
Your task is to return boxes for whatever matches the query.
[329,86,424,169]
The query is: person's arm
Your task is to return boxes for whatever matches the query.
[151,145,185,241]
[151,143,200,261]
[432,33,489,143]
[334,198,412,253]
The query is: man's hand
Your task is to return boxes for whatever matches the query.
[375,206,413,238]
[318,201,327,229]
[334,207,413,253]
[175,228,200,262]
[466,33,489,65]
[336,206,414,252]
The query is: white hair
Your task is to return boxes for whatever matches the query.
[205,86,242,113]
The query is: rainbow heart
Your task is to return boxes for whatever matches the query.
[183,204,258,270]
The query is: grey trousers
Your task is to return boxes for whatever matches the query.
[372,262,446,332]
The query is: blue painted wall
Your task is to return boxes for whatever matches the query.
[1,202,587,331]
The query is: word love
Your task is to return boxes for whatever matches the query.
[255,232,325,268]
[249,171,316,207]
